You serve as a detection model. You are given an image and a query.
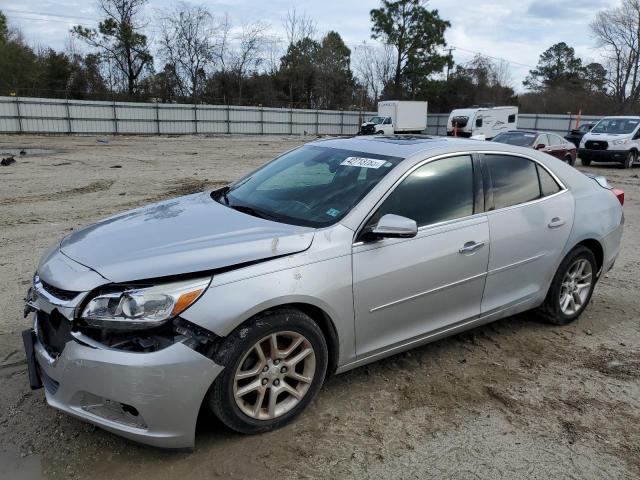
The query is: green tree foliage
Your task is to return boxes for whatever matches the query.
[0,10,8,44]
[523,42,583,91]
[280,37,321,107]
[425,54,517,112]
[316,31,356,108]
[72,0,153,95]
[370,0,452,98]
[0,14,39,94]
[521,42,613,114]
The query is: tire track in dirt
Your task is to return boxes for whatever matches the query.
[0,180,115,206]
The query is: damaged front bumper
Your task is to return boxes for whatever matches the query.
[23,264,224,449]
[30,315,222,448]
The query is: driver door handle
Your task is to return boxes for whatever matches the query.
[548,217,566,228]
[459,241,485,255]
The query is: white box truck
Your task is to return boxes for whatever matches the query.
[446,106,518,140]
[360,101,427,135]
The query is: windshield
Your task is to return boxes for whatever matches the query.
[491,131,537,147]
[592,118,640,134]
[215,145,403,228]
[368,116,385,124]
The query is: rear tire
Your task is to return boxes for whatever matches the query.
[535,246,597,325]
[208,309,328,434]
[581,157,592,166]
[623,150,636,169]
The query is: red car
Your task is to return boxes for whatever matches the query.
[491,130,577,165]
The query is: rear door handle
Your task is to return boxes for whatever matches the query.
[459,241,485,255]
[548,217,566,228]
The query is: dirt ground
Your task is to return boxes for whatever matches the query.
[0,134,638,480]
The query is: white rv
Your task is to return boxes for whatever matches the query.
[360,101,427,135]
[447,106,518,140]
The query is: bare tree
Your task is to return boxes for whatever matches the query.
[353,42,395,104]
[591,0,640,109]
[157,2,217,99]
[212,12,232,73]
[282,8,316,46]
[72,0,153,95]
[229,21,268,104]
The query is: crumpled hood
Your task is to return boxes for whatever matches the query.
[60,192,315,283]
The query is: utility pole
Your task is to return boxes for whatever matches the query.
[445,47,455,81]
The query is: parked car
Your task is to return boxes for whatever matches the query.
[446,106,518,139]
[579,116,640,168]
[23,136,624,449]
[491,129,577,165]
[565,122,595,147]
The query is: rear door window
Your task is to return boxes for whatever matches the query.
[485,154,541,209]
[549,134,563,146]
[536,134,550,147]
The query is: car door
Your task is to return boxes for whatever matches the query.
[549,134,568,159]
[535,133,550,153]
[352,154,490,357]
[383,117,394,135]
[480,153,574,314]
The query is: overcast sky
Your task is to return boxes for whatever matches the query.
[2,0,619,91]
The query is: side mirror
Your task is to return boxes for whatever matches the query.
[367,214,418,240]
[535,143,546,150]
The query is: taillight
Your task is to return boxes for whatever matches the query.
[612,188,624,206]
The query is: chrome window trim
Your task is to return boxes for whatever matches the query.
[351,149,567,245]
[478,149,567,190]
[352,151,478,244]
[486,188,569,216]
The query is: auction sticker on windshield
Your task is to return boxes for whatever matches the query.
[341,157,387,169]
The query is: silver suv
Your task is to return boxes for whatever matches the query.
[23,136,624,448]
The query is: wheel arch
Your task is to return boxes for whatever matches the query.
[217,301,340,377]
[574,238,604,274]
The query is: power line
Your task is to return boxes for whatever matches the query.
[448,45,535,69]
[3,8,98,23]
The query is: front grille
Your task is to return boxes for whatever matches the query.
[360,124,375,134]
[37,310,73,358]
[585,140,608,150]
[40,280,79,301]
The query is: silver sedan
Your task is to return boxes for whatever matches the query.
[23,136,624,448]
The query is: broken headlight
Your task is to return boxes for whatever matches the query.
[81,277,210,330]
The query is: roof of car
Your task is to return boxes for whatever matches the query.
[495,129,566,137]
[312,135,485,158]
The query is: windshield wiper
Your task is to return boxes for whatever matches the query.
[228,204,280,222]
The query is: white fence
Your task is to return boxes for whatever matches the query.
[0,96,603,137]
[0,96,375,136]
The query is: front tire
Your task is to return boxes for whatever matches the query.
[208,309,328,434]
[623,150,636,169]
[535,246,597,325]
[565,154,575,166]
[581,157,592,166]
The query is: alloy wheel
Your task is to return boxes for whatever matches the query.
[559,258,593,315]
[233,331,316,420]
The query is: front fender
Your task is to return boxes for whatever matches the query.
[181,227,356,367]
